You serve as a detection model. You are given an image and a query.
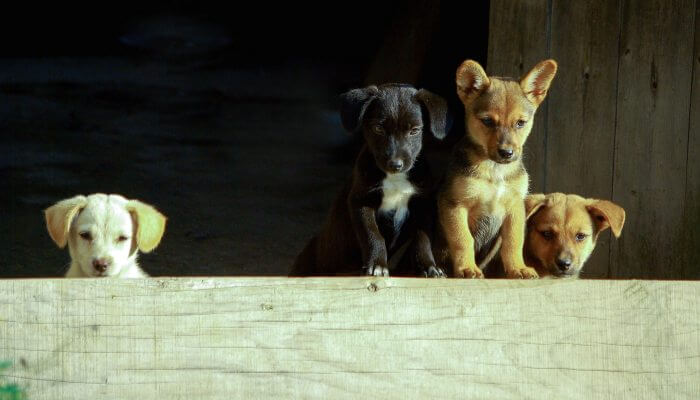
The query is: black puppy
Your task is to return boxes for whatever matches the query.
[290,84,449,277]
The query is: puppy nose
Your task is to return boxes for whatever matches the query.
[498,148,514,159]
[388,159,404,172]
[92,258,110,273]
[555,258,572,271]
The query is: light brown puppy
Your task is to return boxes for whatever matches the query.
[524,193,625,278]
[435,59,557,279]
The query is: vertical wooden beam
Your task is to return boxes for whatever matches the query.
[487,0,551,193]
[684,0,700,279]
[611,0,695,278]
[546,0,621,278]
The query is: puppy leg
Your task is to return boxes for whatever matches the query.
[414,229,446,278]
[349,204,389,276]
[501,202,538,279]
[438,198,482,278]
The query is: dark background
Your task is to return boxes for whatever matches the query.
[1,1,490,276]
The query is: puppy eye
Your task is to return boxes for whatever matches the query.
[575,233,588,242]
[515,120,527,128]
[79,231,92,241]
[408,127,422,136]
[117,235,129,243]
[540,230,554,240]
[480,117,495,128]
[372,124,385,135]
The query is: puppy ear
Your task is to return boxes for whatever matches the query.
[525,193,548,220]
[520,59,558,106]
[456,60,491,103]
[339,86,379,133]
[415,89,450,140]
[45,195,87,248]
[586,199,625,238]
[126,200,167,253]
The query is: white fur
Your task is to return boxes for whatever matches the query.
[45,194,161,278]
[379,172,416,228]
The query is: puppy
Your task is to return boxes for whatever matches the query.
[45,193,166,278]
[291,84,449,277]
[434,59,557,279]
[523,193,625,278]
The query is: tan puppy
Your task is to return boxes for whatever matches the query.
[524,193,625,278]
[435,59,557,279]
[45,193,166,278]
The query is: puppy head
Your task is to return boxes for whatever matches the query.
[340,84,449,174]
[456,59,557,164]
[45,194,166,277]
[525,193,625,278]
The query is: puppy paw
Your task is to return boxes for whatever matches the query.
[364,265,390,277]
[506,266,539,279]
[456,265,484,279]
[422,265,447,278]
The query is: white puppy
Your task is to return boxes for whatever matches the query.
[45,193,166,278]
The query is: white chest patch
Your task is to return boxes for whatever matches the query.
[379,172,417,228]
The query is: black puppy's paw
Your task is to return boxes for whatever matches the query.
[364,265,390,277]
[422,265,447,278]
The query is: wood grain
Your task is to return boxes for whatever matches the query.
[546,0,621,278]
[0,278,698,399]
[611,0,695,278]
[488,0,551,193]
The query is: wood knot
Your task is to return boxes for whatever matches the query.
[367,283,379,292]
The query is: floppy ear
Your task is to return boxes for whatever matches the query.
[339,86,379,133]
[525,193,548,220]
[456,60,491,104]
[126,200,167,253]
[520,59,558,106]
[45,195,87,248]
[586,199,625,238]
[415,89,450,140]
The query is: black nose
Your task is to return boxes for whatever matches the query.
[92,259,110,272]
[388,159,404,172]
[555,258,572,271]
[498,148,514,159]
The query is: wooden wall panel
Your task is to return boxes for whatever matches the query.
[684,1,700,279]
[611,0,695,278]
[546,0,621,278]
[487,0,551,193]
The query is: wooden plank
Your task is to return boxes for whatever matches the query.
[611,0,695,278]
[488,0,551,193]
[684,0,700,280]
[1,278,699,399]
[546,0,621,278]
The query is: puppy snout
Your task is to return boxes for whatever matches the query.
[388,159,404,172]
[92,258,111,273]
[497,148,514,159]
[555,257,572,272]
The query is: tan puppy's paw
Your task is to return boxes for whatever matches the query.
[506,266,539,279]
[456,265,484,279]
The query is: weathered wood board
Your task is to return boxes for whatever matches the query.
[0,278,698,399]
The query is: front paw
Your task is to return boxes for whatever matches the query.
[364,264,390,277]
[506,266,539,279]
[455,265,484,279]
[422,265,447,278]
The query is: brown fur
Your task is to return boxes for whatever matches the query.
[524,193,625,278]
[434,59,557,279]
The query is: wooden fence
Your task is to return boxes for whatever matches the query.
[0,278,698,399]
[488,0,700,279]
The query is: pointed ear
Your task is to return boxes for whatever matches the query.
[126,200,167,253]
[456,60,490,104]
[525,193,548,220]
[45,195,87,248]
[339,86,379,133]
[415,89,450,140]
[586,199,625,238]
[520,59,558,106]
